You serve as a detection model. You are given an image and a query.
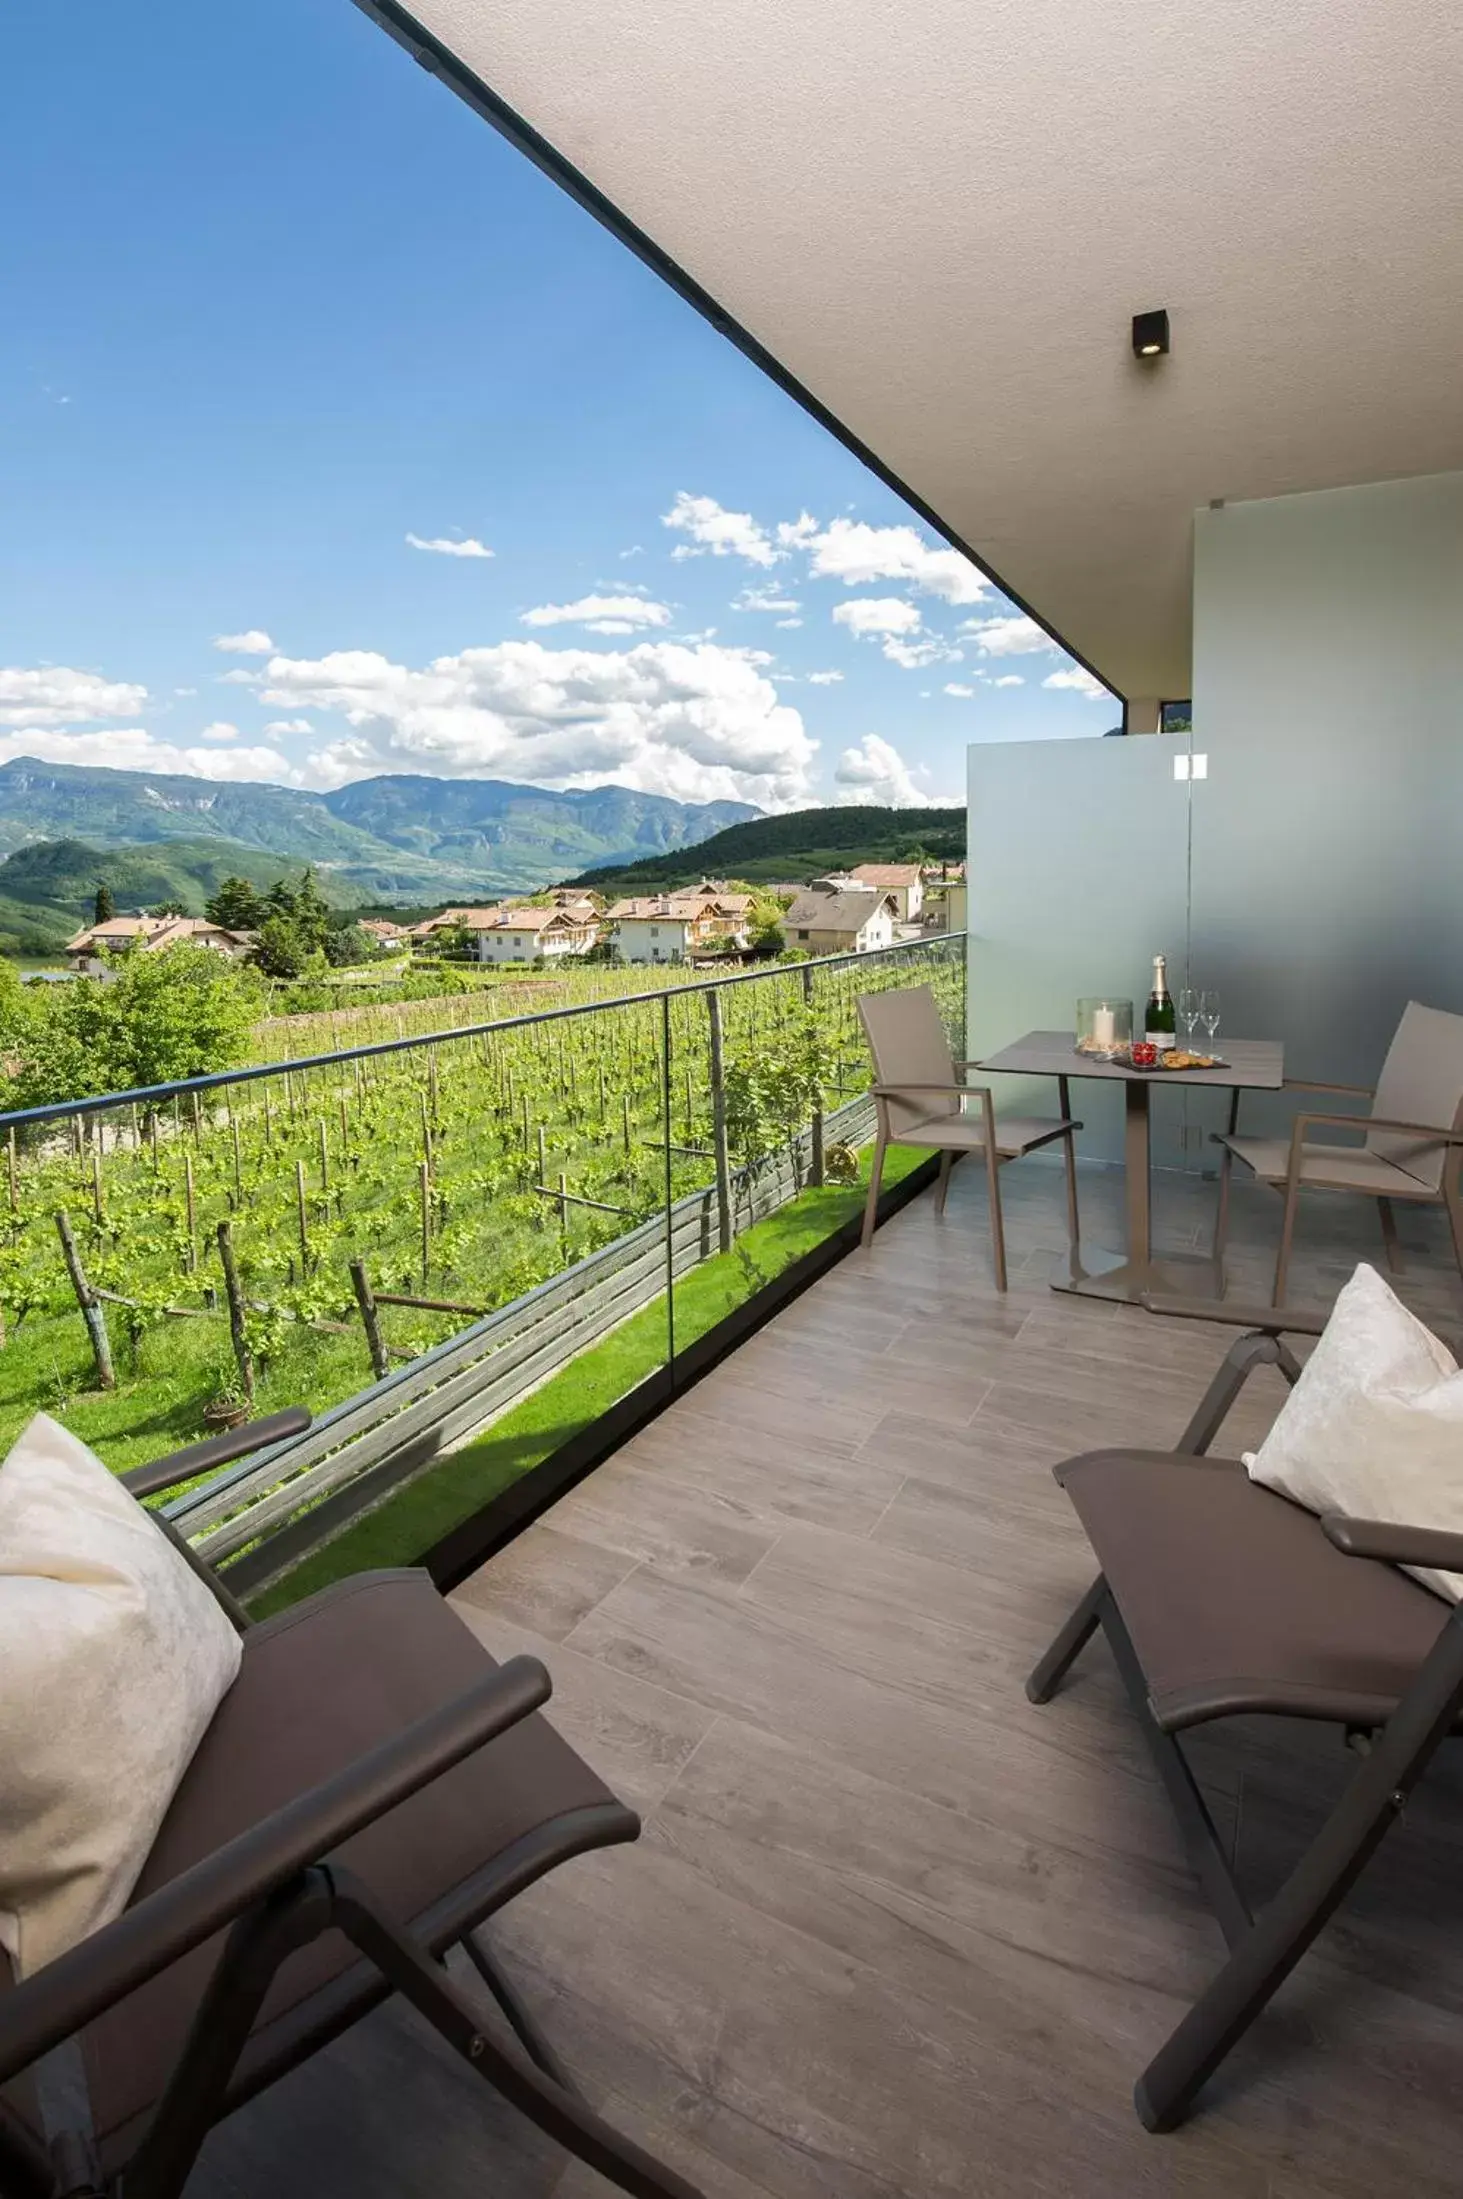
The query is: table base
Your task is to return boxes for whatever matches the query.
[1051,1247,1223,1307]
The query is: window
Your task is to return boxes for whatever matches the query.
[650,925,660,936]
[797,928,809,941]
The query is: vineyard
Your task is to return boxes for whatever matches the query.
[0,943,963,1481]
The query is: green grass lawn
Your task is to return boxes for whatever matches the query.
[249,1145,927,1615]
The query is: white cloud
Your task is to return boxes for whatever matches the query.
[662,492,781,569]
[212,630,274,655]
[734,587,801,614]
[262,717,316,735]
[0,725,306,785]
[618,544,645,559]
[174,686,198,697]
[258,638,816,808]
[832,597,921,638]
[834,734,924,807]
[993,674,1025,688]
[943,682,976,698]
[219,668,262,686]
[0,666,148,727]
[775,513,819,551]
[405,534,493,559]
[775,617,804,630]
[521,594,672,634]
[800,517,988,605]
[883,636,959,670]
[806,670,844,686]
[963,615,1053,657]
[1042,666,1109,698]
[196,720,239,743]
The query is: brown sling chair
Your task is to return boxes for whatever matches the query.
[1028,1296,1463,2132]
[0,1409,704,2199]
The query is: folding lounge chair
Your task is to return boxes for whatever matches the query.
[857,984,1082,1290]
[1026,1298,1463,2133]
[0,1410,703,2199]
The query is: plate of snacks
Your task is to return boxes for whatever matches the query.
[1123,1044,1226,1072]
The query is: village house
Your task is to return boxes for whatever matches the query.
[63,914,256,976]
[407,906,502,945]
[849,861,924,922]
[782,885,898,957]
[607,891,751,965]
[467,906,597,964]
[357,917,410,946]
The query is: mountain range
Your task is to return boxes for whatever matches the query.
[0,759,756,899]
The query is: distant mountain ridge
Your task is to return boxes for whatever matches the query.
[566,803,965,895]
[0,758,756,897]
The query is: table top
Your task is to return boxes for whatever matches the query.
[979,1029,1285,1090]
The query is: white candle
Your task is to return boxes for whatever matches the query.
[1092,1005,1116,1048]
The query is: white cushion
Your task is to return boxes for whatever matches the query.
[0,1414,242,1977]
[1245,1263,1463,1602]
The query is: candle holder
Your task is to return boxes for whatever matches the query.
[1076,997,1132,1061]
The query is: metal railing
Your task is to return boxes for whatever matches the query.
[0,935,965,1590]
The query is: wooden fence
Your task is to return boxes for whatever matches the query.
[168,1092,876,1585]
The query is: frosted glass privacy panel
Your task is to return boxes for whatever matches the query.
[966,735,1195,1168]
[1189,474,1463,1136]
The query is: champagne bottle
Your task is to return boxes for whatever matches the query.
[1145,954,1176,1051]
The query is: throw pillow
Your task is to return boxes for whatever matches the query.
[1245,1262,1463,1601]
[0,1414,243,1977]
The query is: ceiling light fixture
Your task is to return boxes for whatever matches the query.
[1132,308,1170,360]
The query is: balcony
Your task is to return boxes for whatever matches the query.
[181,1155,1463,2199]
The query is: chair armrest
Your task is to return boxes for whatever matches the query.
[1142,1294,1328,1338]
[1294,1112,1463,1144]
[1282,1078,1374,1098]
[1323,1516,1463,1573]
[121,1406,312,1500]
[0,1654,550,2085]
[871,1081,987,1100]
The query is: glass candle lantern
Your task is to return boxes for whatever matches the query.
[1076,997,1132,1059]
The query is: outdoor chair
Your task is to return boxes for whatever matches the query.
[1028,1294,1463,2133]
[0,1409,703,2199]
[857,984,1081,1289]
[1213,999,1463,1303]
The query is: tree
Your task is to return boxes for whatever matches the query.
[323,923,376,968]
[205,876,263,929]
[149,899,188,919]
[291,868,331,955]
[252,914,311,979]
[93,884,114,924]
[2,944,259,1105]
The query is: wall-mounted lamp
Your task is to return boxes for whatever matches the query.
[1132,308,1170,360]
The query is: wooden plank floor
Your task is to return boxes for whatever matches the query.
[198,1161,1463,2198]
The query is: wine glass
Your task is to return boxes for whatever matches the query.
[1199,989,1222,1046]
[1177,987,1200,1045]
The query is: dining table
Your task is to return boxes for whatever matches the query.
[976,1029,1285,1303]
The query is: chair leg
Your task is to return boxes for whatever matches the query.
[1446,1177,1463,1288]
[983,1141,1008,1292]
[1376,1196,1405,1273]
[460,1926,579,2096]
[1061,1127,1081,1269]
[1212,1142,1235,1265]
[934,1148,954,1216]
[1026,1574,1106,1702]
[1273,1170,1303,1306]
[333,1869,706,2199]
[861,1135,887,1250]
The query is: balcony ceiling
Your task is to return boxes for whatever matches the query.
[382,0,1463,700]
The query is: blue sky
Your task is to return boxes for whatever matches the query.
[0,0,1114,815]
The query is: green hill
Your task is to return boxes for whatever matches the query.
[0,838,360,958]
[565,804,965,894]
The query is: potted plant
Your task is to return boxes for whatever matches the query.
[202,1366,250,1432]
